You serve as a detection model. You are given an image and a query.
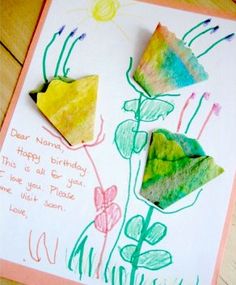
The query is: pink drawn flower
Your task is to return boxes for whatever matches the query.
[93,185,121,278]
[94,186,121,234]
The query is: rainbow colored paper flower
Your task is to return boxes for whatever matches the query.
[134,23,208,95]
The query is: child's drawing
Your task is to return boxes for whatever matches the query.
[25,8,234,285]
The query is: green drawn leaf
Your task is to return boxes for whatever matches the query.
[144,222,167,245]
[139,98,174,122]
[133,131,148,154]
[120,244,136,263]
[114,119,137,159]
[123,99,139,114]
[137,250,172,270]
[125,215,144,242]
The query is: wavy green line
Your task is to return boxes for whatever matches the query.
[197,35,234,58]
[184,95,205,134]
[188,27,215,47]
[54,34,71,77]
[42,32,58,82]
[63,36,80,77]
[182,19,210,42]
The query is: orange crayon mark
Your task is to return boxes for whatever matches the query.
[29,230,59,264]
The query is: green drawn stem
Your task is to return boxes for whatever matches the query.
[133,160,203,214]
[119,265,126,285]
[188,27,215,47]
[197,35,233,58]
[63,36,80,77]
[184,95,205,134]
[196,275,200,285]
[178,278,184,285]
[152,278,158,285]
[54,34,72,77]
[88,247,94,277]
[42,32,59,82]
[111,266,116,285]
[133,93,143,138]
[130,206,154,285]
[182,19,210,42]
[126,57,144,95]
[139,273,145,285]
[104,65,145,282]
[154,93,180,98]
[68,221,94,271]
[76,235,88,280]
[104,158,133,282]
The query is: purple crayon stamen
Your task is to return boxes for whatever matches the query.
[210,26,219,34]
[225,33,235,41]
[58,25,65,35]
[70,27,78,37]
[203,18,211,26]
[79,33,86,40]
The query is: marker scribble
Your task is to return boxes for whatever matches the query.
[28,230,59,264]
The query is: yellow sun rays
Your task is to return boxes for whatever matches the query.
[67,0,139,40]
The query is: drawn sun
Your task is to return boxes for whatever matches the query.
[91,0,121,22]
[68,0,136,38]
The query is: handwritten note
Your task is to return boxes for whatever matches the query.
[1,126,88,220]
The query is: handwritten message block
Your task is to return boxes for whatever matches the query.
[1,127,88,219]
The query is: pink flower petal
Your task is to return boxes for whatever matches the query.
[94,203,121,233]
[104,185,117,205]
[94,187,104,211]
[106,203,121,232]
[94,212,107,233]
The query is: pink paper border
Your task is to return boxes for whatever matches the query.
[0,1,235,284]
